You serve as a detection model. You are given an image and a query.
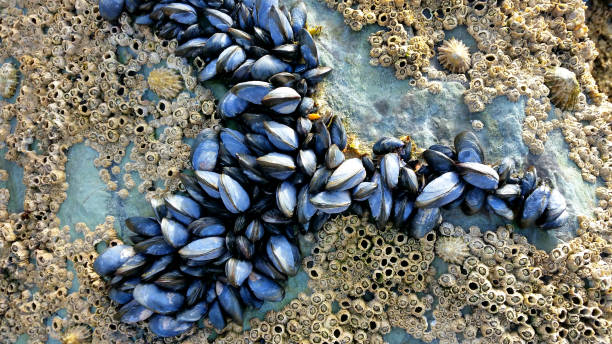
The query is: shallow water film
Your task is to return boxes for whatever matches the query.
[0,0,611,343]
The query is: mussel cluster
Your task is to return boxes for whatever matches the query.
[93,0,570,338]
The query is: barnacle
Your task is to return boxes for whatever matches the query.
[147,67,183,99]
[435,236,470,264]
[0,62,18,98]
[61,325,91,344]
[545,66,581,110]
[437,38,471,74]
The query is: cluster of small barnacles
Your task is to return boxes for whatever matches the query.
[323,0,607,155]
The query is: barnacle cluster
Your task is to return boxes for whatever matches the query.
[430,222,611,343]
[214,214,612,344]
[0,0,214,341]
[586,0,611,97]
[322,0,608,154]
[216,214,437,343]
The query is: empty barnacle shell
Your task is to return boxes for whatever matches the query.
[437,38,471,74]
[544,66,580,110]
